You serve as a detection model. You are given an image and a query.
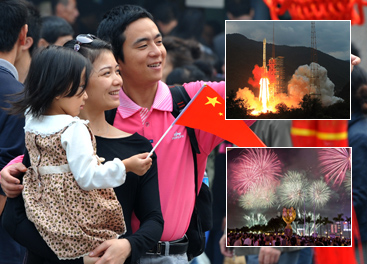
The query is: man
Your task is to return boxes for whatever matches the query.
[14,0,42,83]
[0,1,28,263]
[51,0,79,25]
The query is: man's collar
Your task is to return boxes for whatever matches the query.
[0,58,18,80]
[118,81,173,118]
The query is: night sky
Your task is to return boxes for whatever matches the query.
[227,148,351,229]
[226,20,350,61]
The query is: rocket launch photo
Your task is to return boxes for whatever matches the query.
[225,20,351,120]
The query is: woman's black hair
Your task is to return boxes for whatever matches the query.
[63,36,113,64]
[11,45,91,118]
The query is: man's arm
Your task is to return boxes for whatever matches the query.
[258,248,281,264]
[219,233,233,258]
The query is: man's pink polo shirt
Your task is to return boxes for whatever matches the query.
[114,80,250,241]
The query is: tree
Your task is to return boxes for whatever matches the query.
[315,216,324,236]
[299,94,323,118]
[322,217,333,237]
[226,90,252,119]
[296,217,305,236]
[345,216,351,238]
[333,213,345,238]
[267,216,286,234]
[275,102,289,116]
[305,215,313,236]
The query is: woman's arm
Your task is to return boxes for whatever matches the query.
[126,153,163,263]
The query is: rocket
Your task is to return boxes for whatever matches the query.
[263,38,267,73]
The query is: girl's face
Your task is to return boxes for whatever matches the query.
[46,69,88,116]
[85,51,122,111]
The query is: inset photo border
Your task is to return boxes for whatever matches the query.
[226,147,352,247]
[225,20,351,120]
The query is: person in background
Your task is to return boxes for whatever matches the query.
[162,36,201,83]
[166,64,206,86]
[0,1,28,263]
[151,2,179,37]
[51,0,79,25]
[14,0,42,83]
[38,16,74,47]
[349,62,367,264]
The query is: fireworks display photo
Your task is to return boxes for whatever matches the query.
[225,20,351,120]
[227,148,351,247]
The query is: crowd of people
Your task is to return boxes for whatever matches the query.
[226,232,352,247]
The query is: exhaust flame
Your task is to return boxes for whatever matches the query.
[259,77,270,112]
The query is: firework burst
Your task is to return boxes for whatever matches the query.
[344,170,351,192]
[318,148,351,186]
[239,185,277,209]
[308,180,331,208]
[230,148,282,195]
[291,209,321,236]
[243,213,268,227]
[278,171,309,208]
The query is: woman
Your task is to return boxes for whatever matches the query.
[1,35,163,264]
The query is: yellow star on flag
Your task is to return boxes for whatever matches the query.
[205,96,221,107]
[219,112,223,116]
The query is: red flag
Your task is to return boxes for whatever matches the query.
[175,84,265,147]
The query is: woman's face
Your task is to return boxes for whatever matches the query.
[85,50,122,111]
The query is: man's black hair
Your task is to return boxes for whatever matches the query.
[40,16,74,44]
[0,0,27,53]
[225,0,252,18]
[152,2,179,24]
[21,0,42,56]
[97,5,154,63]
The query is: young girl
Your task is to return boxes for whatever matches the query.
[11,45,152,260]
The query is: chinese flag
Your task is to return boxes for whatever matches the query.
[175,85,265,147]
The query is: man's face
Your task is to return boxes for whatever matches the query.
[59,0,79,24]
[118,18,166,87]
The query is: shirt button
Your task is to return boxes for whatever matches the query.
[145,122,150,127]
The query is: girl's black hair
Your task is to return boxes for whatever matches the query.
[11,45,91,118]
[63,37,113,64]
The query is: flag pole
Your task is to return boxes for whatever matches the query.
[147,83,207,157]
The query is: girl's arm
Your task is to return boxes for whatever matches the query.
[61,121,127,191]
[62,121,151,190]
